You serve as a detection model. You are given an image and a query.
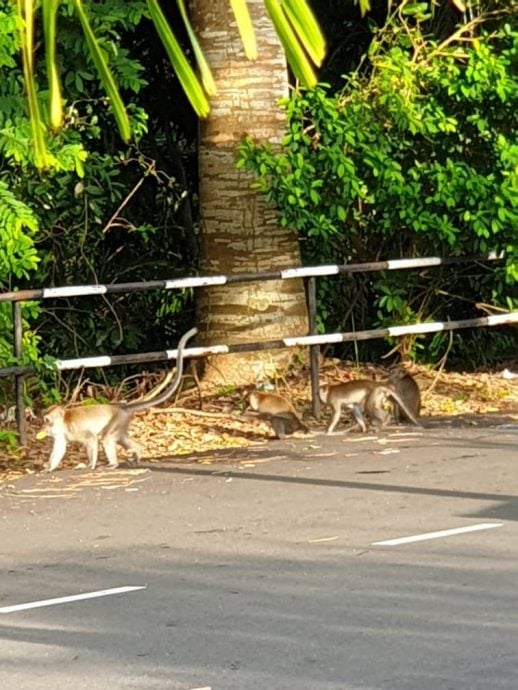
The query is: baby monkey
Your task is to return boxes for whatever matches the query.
[39,327,197,472]
[320,379,421,434]
[247,391,309,439]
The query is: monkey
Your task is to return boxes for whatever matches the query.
[38,327,198,472]
[364,383,421,429]
[319,379,422,434]
[319,381,371,433]
[387,367,421,424]
[246,390,309,440]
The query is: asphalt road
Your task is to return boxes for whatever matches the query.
[0,421,517,690]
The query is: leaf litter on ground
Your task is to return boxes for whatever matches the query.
[1,361,517,485]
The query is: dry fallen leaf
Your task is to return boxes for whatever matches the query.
[2,364,517,487]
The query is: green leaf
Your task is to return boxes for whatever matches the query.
[281,0,326,66]
[264,0,317,87]
[42,0,62,129]
[356,0,371,16]
[146,0,210,118]
[17,0,53,168]
[73,0,131,142]
[230,0,257,60]
[177,0,217,96]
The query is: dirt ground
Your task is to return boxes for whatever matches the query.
[1,360,518,484]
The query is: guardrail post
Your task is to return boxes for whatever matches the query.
[12,302,26,445]
[305,277,321,420]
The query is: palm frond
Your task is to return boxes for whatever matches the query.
[147,0,211,117]
[73,0,131,142]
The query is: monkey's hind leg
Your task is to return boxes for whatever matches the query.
[85,433,100,470]
[101,433,123,469]
[120,434,142,465]
[270,417,287,439]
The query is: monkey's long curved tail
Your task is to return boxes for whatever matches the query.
[387,388,422,427]
[126,326,198,413]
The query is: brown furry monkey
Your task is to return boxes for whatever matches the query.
[387,368,421,423]
[320,379,421,434]
[39,327,197,471]
[247,391,309,439]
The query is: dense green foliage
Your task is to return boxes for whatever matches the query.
[239,12,517,363]
[0,0,197,406]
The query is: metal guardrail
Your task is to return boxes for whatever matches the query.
[1,253,516,445]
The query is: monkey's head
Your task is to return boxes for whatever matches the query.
[247,391,261,412]
[37,406,65,439]
[388,366,412,383]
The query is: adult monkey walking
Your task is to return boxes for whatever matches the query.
[320,379,422,433]
[39,327,198,471]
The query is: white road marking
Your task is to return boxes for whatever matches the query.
[373,522,503,546]
[0,585,146,614]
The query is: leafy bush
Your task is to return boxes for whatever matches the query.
[0,0,196,408]
[239,11,517,365]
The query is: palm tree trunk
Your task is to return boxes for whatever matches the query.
[189,0,308,385]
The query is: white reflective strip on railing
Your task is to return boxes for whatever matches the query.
[165,345,229,358]
[43,285,108,298]
[387,322,446,336]
[283,333,345,347]
[281,265,340,279]
[388,313,518,336]
[486,313,518,326]
[56,356,113,370]
[165,276,227,289]
[53,313,518,371]
[386,258,442,269]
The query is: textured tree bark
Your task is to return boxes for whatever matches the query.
[189,0,308,385]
